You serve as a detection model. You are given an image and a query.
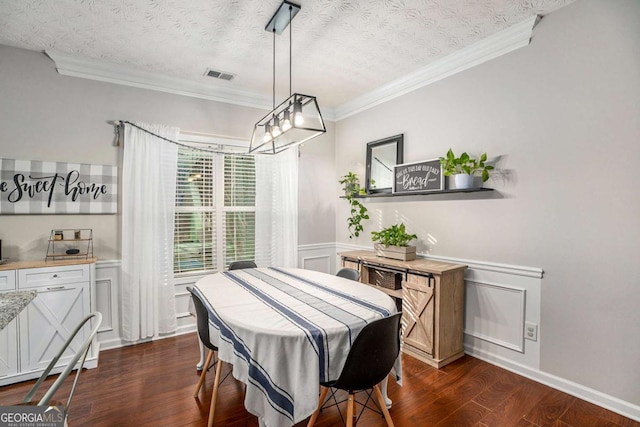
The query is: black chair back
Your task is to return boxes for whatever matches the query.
[329,312,402,392]
[336,268,360,281]
[188,287,217,352]
[228,260,257,270]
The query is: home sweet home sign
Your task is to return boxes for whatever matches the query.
[0,158,117,214]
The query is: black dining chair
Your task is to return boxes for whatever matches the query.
[336,267,360,281]
[307,312,402,427]
[228,260,257,270]
[187,287,226,427]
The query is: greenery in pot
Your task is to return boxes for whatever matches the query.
[439,148,494,182]
[371,223,417,247]
[339,172,369,238]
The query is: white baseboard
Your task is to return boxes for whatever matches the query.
[466,344,640,422]
[98,326,197,352]
[98,249,639,422]
[334,242,639,422]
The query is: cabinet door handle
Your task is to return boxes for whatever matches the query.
[46,285,65,291]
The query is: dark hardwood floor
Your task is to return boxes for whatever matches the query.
[1,333,637,427]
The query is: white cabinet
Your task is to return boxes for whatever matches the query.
[0,269,18,379]
[0,319,18,379]
[0,269,16,291]
[0,260,97,386]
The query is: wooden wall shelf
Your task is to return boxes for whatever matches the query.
[352,187,494,198]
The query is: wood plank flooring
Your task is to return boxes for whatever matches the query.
[0,333,637,427]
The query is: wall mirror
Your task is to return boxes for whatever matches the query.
[365,134,404,194]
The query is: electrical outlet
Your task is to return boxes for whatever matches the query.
[525,322,538,341]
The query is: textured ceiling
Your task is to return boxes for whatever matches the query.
[0,0,574,109]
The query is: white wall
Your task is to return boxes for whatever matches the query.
[335,0,639,410]
[0,43,336,356]
[1,0,638,417]
[0,44,336,260]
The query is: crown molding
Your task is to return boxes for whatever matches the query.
[44,50,276,110]
[332,15,539,121]
[45,16,536,123]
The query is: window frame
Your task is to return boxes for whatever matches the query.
[174,133,255,277]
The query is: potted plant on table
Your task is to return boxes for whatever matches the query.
[371,223,418,261]
[339,172,369,239]
[439,148,494,189]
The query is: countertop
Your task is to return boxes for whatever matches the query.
[0,290,37,330]
[339,250,467,274]
[0,257,97,271]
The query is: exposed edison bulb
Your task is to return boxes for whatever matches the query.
[293,100,304,126]
[272,117,282,137]
[263,123,272,142]
[282,110,292,132]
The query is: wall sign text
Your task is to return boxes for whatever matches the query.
[0,158,117,214]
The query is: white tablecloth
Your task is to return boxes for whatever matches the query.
[193,267,398,427]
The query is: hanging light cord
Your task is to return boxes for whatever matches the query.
[289,5,292,97]
[272,28,276,112]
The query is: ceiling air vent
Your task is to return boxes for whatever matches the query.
[204,68,235,81]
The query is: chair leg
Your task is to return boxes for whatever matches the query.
[346,393,355,427]
[207,358,223,427]
[307,386,328,427]
[194,350,214,397]
[373,384,395,427]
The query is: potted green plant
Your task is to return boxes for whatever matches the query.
[339,172,369,238]
[439,148,494,189]
[371,223,417,261]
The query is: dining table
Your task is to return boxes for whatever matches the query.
[192,266,400,427]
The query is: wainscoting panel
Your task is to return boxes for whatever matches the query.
[174,274,202,335]
[95,260,121,350]
[335,243,543,369]
[301,255,331,273]
[464,280,526,353]
[95,279,113,332]
[97,249,638,420]
[298,243,337,274]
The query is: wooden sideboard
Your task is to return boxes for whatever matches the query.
[340,250,467,368]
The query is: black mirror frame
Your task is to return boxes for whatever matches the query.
[365,134,404,194]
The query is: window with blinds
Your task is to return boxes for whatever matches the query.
[174,145,255,274]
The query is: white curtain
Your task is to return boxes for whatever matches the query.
[255,148,299,268]
[121,122,179,341]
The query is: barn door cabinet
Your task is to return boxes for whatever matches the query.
[340,250,466,368]
[0,259,98,386]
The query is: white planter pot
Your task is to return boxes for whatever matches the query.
[454,173,475,189]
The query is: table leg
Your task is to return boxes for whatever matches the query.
[196,336,206,371]
[381,376,392,409]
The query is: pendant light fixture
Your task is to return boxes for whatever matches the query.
[249,0,326,154]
